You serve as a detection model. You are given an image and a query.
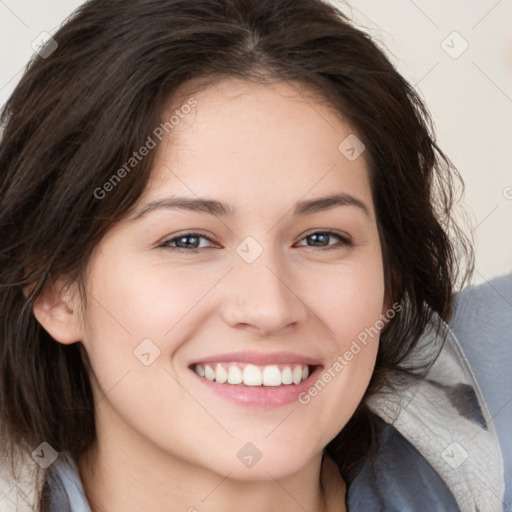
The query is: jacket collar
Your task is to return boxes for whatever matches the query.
[366,313,505,510]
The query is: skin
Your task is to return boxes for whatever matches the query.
[33,77,387,512]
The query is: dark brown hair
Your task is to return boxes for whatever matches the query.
[0,0,473,507]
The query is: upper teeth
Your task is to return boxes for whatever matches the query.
[193,363,310,386]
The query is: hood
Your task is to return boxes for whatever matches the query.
[367,313,505,511]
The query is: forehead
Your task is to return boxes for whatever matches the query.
[141,77,373,216]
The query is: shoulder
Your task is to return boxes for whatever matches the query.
[449,273,512,508]
[347,415,460,511]
[451,273,512,336]
[352,277,511,511]
[449,273,512,407]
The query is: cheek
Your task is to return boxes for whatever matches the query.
[297,251,384,437]
[78,257,232,409]
[314,249,385,347]
[82,258,222,351]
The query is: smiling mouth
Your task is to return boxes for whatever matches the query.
[190,362,318,387]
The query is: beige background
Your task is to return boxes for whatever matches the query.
[1,0,511,285]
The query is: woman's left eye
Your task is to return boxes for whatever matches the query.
[295,231,352,249]
[158,230,351,252]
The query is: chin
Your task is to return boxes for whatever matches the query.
[201,441,320,482]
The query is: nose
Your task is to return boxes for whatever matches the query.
[220,246,309,336]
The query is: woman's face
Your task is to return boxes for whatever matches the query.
[74,77,386,479]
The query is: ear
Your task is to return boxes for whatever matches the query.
[29,277,83,345]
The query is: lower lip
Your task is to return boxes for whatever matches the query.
[190,366,323,407]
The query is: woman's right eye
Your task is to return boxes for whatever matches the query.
[158,232,216,252]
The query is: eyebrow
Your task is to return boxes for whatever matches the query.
[131,193,370,220]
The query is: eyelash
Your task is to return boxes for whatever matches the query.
[158,230,353,253]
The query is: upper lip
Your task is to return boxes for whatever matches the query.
[188,350,323,367]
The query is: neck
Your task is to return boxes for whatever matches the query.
[320,453,348,512]
[78,422,347,512]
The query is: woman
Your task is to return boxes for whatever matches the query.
[0,0,506,510]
